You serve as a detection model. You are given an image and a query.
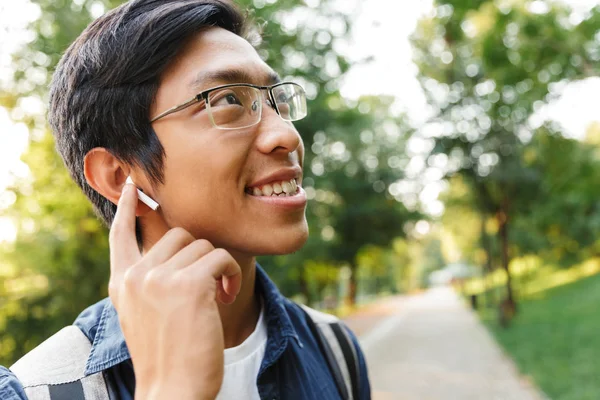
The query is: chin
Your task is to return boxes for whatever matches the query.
[253,224,309,256]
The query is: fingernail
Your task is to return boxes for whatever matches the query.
[122,176,135,193]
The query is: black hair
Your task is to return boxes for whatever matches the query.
[48,0,253,231]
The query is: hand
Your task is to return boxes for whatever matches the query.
[108,182,242,400]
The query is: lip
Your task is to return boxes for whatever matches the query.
[246,166,303,189]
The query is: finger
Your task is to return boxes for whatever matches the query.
[205,249,242,284]
[221,272,241,300]
[201,249,242,301]
[141,227,196,267]
[215,278,235,305]
[185,249,242,303]
[218,284,237,304]
[109,182,142,280]
[165,239,215,270]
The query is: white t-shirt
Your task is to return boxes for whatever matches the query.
[215,304,267,400]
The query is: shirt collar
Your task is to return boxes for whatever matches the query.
[84,263,299,376]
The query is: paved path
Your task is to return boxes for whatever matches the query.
[345,287,545,400]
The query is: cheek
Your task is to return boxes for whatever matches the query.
[158,133,249,209]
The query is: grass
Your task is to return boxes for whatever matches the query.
[476,271,600,400]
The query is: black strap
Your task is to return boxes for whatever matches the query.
[303,308,350,400]
[48,381,85,400]
[331,323,360,400]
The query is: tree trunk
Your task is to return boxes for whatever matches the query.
[347,263,358,307]
[497,197,517,326]
[480,213,496,308]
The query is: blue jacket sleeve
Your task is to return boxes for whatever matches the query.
[344,324,372,400]
[0,366,27,399]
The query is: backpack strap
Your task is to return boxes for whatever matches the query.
[10,326,109,400]
[301,305,360,400]
[329,322,360,400]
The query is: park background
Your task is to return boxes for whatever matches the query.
[1,0,600,398]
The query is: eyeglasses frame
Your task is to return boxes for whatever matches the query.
[150,81,306,128]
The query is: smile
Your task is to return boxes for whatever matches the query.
[245,178,300,197]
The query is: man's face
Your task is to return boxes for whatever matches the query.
[148,27,308,256]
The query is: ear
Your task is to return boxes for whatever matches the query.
[83,148,152,216]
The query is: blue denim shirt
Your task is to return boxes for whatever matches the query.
[0,265,371,399]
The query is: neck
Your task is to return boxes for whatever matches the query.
[218,251,261,348]
[140,218,261,349]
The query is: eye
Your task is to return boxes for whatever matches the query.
[211,90,243,107]
[275,92,290,104]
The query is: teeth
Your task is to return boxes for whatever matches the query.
[248,179,300,197]
[282,181,292,194]
[262,184,273,196]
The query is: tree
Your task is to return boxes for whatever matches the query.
[311,96,420,305]
[411,0,600,316]
[513,127,600,265]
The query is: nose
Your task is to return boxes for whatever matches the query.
[255,102,302,156]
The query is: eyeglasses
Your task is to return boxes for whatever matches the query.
[150,82,308,129]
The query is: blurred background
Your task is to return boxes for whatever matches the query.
[1,0,600,398]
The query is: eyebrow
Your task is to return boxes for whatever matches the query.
[189,69,282,92]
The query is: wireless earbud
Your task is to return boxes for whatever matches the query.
[125,176,159,210]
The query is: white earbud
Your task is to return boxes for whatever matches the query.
[125,176,159,210]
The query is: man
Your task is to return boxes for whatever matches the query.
[0,0,371,399]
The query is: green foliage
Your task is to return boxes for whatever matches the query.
[513,130,600,265]
[411,0,600,306]
[1,133,110,365]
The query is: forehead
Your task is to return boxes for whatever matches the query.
[156,27,274,104]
